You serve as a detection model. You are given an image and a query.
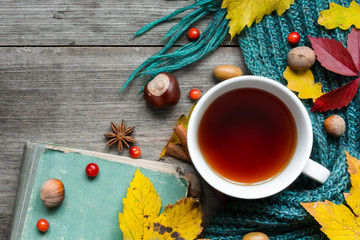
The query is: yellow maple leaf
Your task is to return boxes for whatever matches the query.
[145,198,203,240]
[342,152,360,219]
[159,104,195,158]
[119,169,162,239]
[301,152,360,239]
[119,169,203,240]
[222,0,294,39]
[283,66,324,102]
[318,1,360,30]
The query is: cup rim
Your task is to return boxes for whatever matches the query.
[187,75,313,199]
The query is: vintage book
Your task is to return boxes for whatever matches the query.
[10,142,188,240]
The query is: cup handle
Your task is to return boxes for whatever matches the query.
[302,159,330,184]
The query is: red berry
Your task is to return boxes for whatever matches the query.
[85,163,99,177]
[189,89,201,100]
[37,219,49,232]
[188,28,200,41]
[288,31,300,44]
[129,146,141,159]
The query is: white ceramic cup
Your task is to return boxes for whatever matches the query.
[187,75,330,199]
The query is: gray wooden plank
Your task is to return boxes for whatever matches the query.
[0,0,234,46]
[0,46,249,239]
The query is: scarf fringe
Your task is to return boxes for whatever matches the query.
[120,0,228,92]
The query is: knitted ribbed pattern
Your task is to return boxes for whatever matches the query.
[205,0,360,239]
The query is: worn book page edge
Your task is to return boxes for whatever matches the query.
[10,142,45,240]
[44,143,183,174]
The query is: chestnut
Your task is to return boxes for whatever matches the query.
[144,72,180,108]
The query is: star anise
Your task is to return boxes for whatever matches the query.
[104,120,135,153]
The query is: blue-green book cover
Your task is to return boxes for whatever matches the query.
[10,142,188,240]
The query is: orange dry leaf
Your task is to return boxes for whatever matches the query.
[283,66,324,102]
[301,152,360,239]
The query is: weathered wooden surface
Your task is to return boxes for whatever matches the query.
[0,1,248,239]
[0,0,234,46]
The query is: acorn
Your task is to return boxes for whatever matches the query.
[212,65,243,81]
[40,178,65,207]
[242,232,269,240]
[144,72,180,108]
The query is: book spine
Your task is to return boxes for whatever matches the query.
[9,142,44,240]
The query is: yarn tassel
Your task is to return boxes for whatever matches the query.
[120,0,228,92]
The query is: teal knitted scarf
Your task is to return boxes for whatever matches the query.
[130,0,360,239]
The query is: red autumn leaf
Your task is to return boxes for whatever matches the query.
[347,28,360,72]
[309,36,358,76]
[311,78,360,112]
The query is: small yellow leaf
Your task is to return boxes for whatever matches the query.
[160,104,195,158]
[222,0,294,39]
[318,1,360,30]
[301,152,360,239]
[283,66,324,102]
[119,169,161,240]
[145,197,203,239]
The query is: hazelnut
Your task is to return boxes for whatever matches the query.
[324,114,346,138]
[183,172,202,199]
[242,232,269,240]
[213,65,243,81]
[144,72,180,108]
[287,46,316,71]
[40,178,65,207]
